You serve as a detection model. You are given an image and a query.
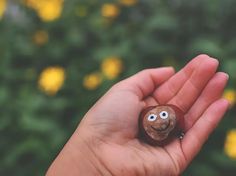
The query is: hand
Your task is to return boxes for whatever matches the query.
[47,54,229,176]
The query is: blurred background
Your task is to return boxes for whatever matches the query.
[1,0,236,175]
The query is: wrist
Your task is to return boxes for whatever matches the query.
[46,129,111,176]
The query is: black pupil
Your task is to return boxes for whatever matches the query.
[150,116,154,119]
[162,113,166,116]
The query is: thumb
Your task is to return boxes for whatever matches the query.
[113,67,175,100]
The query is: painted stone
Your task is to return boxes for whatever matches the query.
[139,105,185,145]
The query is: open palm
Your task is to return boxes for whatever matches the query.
[47,55,229,176]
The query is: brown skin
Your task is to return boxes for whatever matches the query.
[46,55,229,176]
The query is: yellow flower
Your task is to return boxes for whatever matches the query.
[33,30,49,46]
[224,129,236,159]
[119,0,138,6]
[24,0,64,22]
[223,89,236,106]
[101,57,123,80]
[83,72,103,90]
[37,0,64,22]
[38,67,65,95]
[101,4,120,18]
[0,0,6,19]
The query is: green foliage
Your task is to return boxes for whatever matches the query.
[0,0,236,175]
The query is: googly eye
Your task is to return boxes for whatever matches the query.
[147,114,157,121]
[159,111,168,119]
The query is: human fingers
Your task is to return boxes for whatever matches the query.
[181,98,229,163]
[153,55,217,110]
[184,72,229,130]
[167,57,218,112]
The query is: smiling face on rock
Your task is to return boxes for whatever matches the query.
[140,105,184,145]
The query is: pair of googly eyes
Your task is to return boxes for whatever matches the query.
[147,111,169,121]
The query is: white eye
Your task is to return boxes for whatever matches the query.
[159,111,168,119]
[147,114,157,121]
